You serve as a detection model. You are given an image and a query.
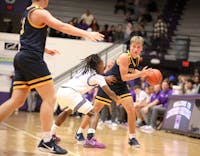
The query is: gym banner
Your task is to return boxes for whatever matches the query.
[162,95,200,138]
[0,40,19,65]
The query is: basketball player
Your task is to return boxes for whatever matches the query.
[0,0,104,154]
[76,36,151,148]
[51,54,120,148]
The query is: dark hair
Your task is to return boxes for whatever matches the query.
[82,54,102,74]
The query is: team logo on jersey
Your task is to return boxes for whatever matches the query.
[4,42,19,50]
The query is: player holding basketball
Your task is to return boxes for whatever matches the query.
[76,36,151,148]
[0,0,104,154]
[51,54,121,148]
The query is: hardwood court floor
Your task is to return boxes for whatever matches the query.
[0,112,199,156]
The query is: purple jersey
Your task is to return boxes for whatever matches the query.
[158,89,173,108]
[150,92,160,102]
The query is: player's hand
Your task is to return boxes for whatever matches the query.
[141,66,152,77]
[105,75,117,85]
[45,48,60,56]
[85,32,104,41]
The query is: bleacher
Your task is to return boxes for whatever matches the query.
[48,0,200,64]
[168,0,200,62]
[48,0,125,27]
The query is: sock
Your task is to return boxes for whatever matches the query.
[87,128,95,140]
[77,127,83,134]
[129,133,136,139]
[42,131,52,142]
[137,118,142,122]
[51,123,59,135]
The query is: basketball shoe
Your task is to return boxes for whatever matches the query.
[75,132,85,142]
[83,137,106,148]
[128,138,140,148]
[38,138,67,154]
[52,134,61,143]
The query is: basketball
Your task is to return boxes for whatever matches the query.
[146,69,163,86]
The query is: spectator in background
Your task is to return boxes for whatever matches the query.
[130,24,144,37]
[89,18,100,32]
[193,75,200,94]
[81,9,94,26]
[126,24,144,50]
[114,24,125,42]
[152,15,168,58]
[184,79,196,95]
[78,19,89,31]
[100,24,110,42]
[71,17,79,27]
[140,76,148,90]
[140,80,172,133]
[124,22,133,40]
[193,67,199,76]
[125,9,137,23]
[108,25,116,42]
[134,85,150,127]
[114,0,127,14]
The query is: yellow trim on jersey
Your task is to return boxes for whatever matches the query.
[127,50,140,68]
[94,99,110,106]
[27,6,46,29]
[95,96,112,103]
[121,96,132,101]
[13,81,27,85]
[13,85,29,90]
[28,75,52,85]
[120,93,131,99]
[30,79,53,89]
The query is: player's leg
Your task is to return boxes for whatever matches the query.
[51,107,72,142]
[0,88,29,122]
[121,96,140,147]
[75,101,104,143]
[83,101,106,148]
[36,82,67,154]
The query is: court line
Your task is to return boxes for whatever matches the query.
[2,122,80,156]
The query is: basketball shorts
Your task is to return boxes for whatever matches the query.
[13,51,52,90]
[57,87,94,114]
[95,82,132,105]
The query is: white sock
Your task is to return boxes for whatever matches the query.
[51,123,59,135]
[87,128,95,134]
[77,127,83,134]
[42,131,52,142]
[129,133,136,139]
[137,118,142,122]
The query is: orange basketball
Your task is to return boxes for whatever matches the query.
[146,69,163,86]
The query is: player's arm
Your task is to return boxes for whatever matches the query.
[90,75,121,104]
[118,53,150,81]
[30,9,104,41]
[101,85,121,105]
[44,48,60,56]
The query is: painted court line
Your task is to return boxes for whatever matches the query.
[2,122,80,156]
